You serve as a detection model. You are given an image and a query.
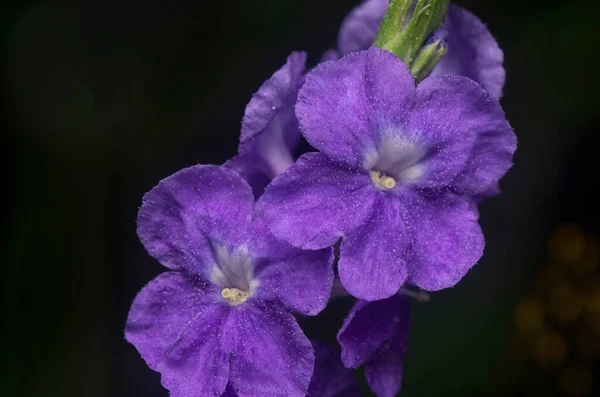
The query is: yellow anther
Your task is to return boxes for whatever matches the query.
[383,176,396,189]
[370,171,396,190]
[221,288,250,306]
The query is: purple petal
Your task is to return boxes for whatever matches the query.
[137,165,254,276]
[296,47,415,166]
[338,195,410,301]
[407,193,484,291]
[338,0,388,56]
[308,341,361,397]
[246,215,300,259]
[446,98,517,195]
[364,328,409,397]
[249,216,334,315]
[224,303,313,397]
[223,154,272,198]
[406,75,502,190]
[431,5,505,98]
[222,385,239,397]
[320,48,341,63]
[474,183,501,204]
[338,295,410,369]
[253,248,335,316]
[237,51,307,179]
[126,272,229,397]
[405,74,515,192]
[336,2,505,97]
[259,152,376,250]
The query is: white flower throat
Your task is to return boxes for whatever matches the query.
[210,245,258,306]
[364,134,425,190]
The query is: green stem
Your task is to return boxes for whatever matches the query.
[374,0,449,77]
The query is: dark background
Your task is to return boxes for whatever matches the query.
[2,0,600,396]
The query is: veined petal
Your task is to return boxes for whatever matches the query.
[249,213,334,316]
[253,246,334,316]
[296,47,415,167]
[338,0,388,56]
[407,193,484,291]
[137,165,253,276]
[338,195,410,301]
[223,303,313,397]
[448,105,516,195]
[221,385,239,397]
[335,2,505,97]
[402,74,515,192]
[431,5,506,98]
[238,52,306,179]
[364,328,409,397]
[259,152,375,250]
[338,295,410,397]
[320,49,341,62]
[405,75,494,190]
[125,272,229,397]
[308,341,361,397]
[224,154,272,199]
[338,295,410,368]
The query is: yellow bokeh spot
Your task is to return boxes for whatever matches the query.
[548,224,585,266]
[575,326,600,359]
[532,331,568,368]
[537,265,568,292]
[559,365,593,396]
[584,287,600,333]
[515,297,545,335]
[572,235,599,275]
[548,285,584,325]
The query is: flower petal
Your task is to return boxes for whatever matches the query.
[222,385,239,397]
[224,303,313,397]
[320,49,340,62]
[224,154,272,199]
[296,47,415,166]
[259,152,375,250]
[337,295,410,368]
[338,195,410,301]
[238,51,306,178]
[249,214,334,316]
[137,165,253,276]
[253,246,334,316]
[406,75,513,190]
[431,5,505,98]
[336,1,505,98]
[338,0,387,56]
[308,341,361,397]
[364,327,409,397]
[125,272,229,397]
[448,105,516,196]
[407,193,484,291]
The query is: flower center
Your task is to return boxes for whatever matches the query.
[221,287,250,306]
[364,134,426,188]
[210,245,258,306]
[370,170,396,190]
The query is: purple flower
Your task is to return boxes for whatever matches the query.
[221,340,361,397]
[259,47,516,300]
[126,165,334,397]
[332,0,505,98]
[338,295,411,397]
[225,52,307,198]
[308,340,362,397]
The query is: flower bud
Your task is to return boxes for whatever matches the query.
[374,0,449,67]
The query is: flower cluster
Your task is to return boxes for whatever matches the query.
[125,1,517,396]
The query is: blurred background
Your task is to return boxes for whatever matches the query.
[2,0,599,395]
